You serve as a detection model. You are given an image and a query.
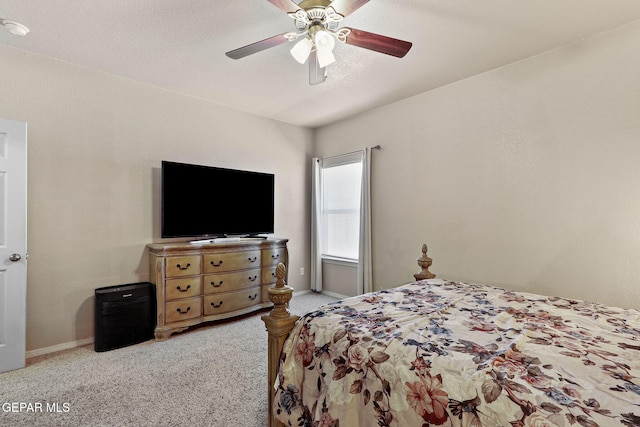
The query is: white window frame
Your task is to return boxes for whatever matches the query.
[319,152,363,262]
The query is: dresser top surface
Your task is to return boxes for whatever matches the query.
[147,237,288,254]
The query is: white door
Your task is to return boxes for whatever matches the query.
[0,119,27,373]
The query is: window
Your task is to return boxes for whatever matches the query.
[320,155,363,260]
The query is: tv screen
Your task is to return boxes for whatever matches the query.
[161,161,275,238]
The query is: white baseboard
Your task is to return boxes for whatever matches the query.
[318,290,350,300]
[293,289,350,300]
[26,289,322,359]
[26,337,94,359]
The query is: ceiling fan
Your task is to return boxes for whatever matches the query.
[225,0,412,85]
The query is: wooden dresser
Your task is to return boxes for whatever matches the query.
[147,238,288,340]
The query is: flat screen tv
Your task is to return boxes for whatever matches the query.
[161,161,275,239]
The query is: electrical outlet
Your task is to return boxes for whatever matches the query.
[300,267,305,276]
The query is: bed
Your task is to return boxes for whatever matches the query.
[262,245,640,427]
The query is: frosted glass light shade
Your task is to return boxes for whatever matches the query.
[314,30,335,68]
[290,38,313,64]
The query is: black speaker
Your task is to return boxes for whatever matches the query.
[94,282,155,352]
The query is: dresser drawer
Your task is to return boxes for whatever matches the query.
[203,250,260,273]
[203,269,260,294]
[262,286,272,305]
[262,247,286,267]
[165,277,201,300]
[165,256,201,278]
[203,287,260,315]
[262,265,279,285]
[166,297,202,323]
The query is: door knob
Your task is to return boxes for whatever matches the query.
[9,253,21,262]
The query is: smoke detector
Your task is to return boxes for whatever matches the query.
[1,19,29,36]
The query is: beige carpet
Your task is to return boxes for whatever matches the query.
[0,292,338,427]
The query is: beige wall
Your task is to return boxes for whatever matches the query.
[322,260,358,298]
[3,18,640,353]
[315,21,640,309]
[0,45,313,353]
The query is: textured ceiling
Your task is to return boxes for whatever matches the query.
[2,0,640,128]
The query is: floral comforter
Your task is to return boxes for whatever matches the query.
[274,279,640,427]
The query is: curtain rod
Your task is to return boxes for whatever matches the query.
[316,145,382,162]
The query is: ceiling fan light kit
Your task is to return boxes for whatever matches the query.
[225,0,412,85]
[312,29,336,68]
[291,37,313,64]
[0,18,29,36]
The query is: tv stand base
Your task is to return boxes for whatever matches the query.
[147,238,288,340]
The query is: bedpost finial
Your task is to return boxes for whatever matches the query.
[414,242,436,280]
[267,262,294,319]
[275,263,286,288]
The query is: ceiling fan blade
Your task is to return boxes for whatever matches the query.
[226,33,291,60]
[308,50,327,85]
[329,0,370,17]
[267,0,302,14]
[342,28,412,58]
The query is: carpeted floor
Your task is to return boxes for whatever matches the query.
[0,292,337,427]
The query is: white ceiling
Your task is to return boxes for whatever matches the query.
[1,0,640,128]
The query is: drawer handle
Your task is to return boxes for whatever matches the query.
[176,307,191,314]
[176,263,191,270]
[248,294,258,301]
[210,281,223,288]
[176,285,191,292]
[210,301,224,308]
[271,254,280,260]
[210,260,223,267]
[248,256,257,263]
[249,275,257,282]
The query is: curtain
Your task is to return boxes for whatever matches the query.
[310,157,323,292]
[357,148,373,294]
[310,149,373,295]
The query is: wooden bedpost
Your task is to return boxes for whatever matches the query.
[262,263,299,427]
[414,243,436,280]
